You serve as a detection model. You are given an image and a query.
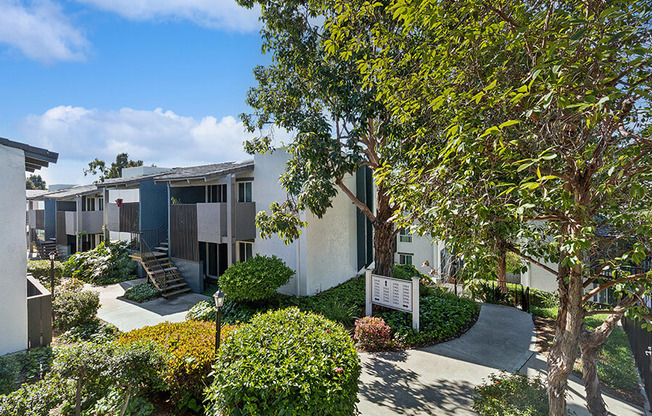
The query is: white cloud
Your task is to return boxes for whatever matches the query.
[75,0,261,32]
[18,105,273,184]
[0,0,88,63]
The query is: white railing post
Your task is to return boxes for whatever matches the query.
[365,269,372,316]
[412,276,420,331]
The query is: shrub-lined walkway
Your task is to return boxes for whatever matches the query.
[357,304,645,416]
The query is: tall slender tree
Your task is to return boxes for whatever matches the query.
[237,0,405,276]
[84,153,143,183]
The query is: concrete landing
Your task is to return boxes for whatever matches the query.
[85,278,210,332]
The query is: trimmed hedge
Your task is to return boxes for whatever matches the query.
[119,320,238,411]
[27,260,65,289]
[473,372,548,416]
[64,241,136,285]
[206,307,361,416]
[219,255,294,302]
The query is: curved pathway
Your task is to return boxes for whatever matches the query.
[357,303,646,416]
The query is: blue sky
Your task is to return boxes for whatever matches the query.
[0,0,276,185]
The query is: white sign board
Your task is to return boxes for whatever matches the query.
[365,270,420,331]
[372,275,412,312]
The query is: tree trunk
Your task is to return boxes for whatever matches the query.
[547,253,584,415]
[496,240,507,293]
[373,185,395,277]
[579,340,607,416]
[579,297,637,416]
[75,377,84,416]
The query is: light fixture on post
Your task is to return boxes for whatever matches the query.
[49,251,56,325]
[213,289,226,355]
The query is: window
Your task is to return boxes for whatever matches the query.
[85,197,95,212]
[238,182,252,203]
[238,242,253,262]
[399,228,412,243]
[399,253,413,266]
[98,197,104,211]
[208,184,227,203]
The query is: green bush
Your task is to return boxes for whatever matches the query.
[206,307,361,416]
[123,282,160,303]
[473,372,548,416]
[0,375,69,416]
[380,294,480,347]
[27,260,65,289]
[219,255,294,302]
[58,322,120,344]
[393,264,435,297]
[0,347,53,396]
[64,241,136,285]
[52,281,100,330]
[119,320,238,411]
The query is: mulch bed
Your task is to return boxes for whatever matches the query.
[532,315,645,407]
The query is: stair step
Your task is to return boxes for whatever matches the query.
[154,246,168,252]
[162,287,192,298]
[162,282,189,291]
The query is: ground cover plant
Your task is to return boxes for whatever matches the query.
[27,260,65,289]
[123,282,160,303]
[64,241,136,285]
[205,307,361,416]
[0,347,53,396]
[473,372,548,416]
[119,320,238,412]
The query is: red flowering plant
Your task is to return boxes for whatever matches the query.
[354,316,392,351]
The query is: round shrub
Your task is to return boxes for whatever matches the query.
[118,320,238,411]
[53,281,100,330]
[205,307,361,416]
[219,255,294,302]
[354,316,392,351]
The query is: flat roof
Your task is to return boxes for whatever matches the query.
[0,137,58,172]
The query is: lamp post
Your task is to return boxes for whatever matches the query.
[49,251,56,325]
[213,290,225,355]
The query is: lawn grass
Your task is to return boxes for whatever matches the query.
[531,307,641,404]
[575,315,641,400]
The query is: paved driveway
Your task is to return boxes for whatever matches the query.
[357,303,647,416]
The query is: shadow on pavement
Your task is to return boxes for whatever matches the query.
[360,352,475,415]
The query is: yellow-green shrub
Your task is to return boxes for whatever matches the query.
[119,320,237,411]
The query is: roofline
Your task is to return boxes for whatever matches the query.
[0,137,58,172]
[153,161,255,184]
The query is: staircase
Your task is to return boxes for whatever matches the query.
[136,241,192,299]
[36,239,61,260]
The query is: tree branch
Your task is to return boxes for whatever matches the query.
[506,244,559,276]
[335,177,377,224]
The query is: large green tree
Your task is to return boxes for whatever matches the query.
[26,174,46,190]
[329,0,652,414]
[237,0,403,276]
[84,153,143,183]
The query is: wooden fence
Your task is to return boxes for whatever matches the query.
[119,202,139,233]
[27,275,52,349]
[170,204,199,261]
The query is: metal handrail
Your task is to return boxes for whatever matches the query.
[131,223,169,291]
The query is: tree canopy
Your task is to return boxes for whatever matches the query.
[84,153,143,183]
[26,174,46,190]
[328,0,652,414]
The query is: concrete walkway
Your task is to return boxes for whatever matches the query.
[357,303,647,416]
[85,278,210,332]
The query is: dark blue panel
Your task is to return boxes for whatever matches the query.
[44,200,56,240]
[139,180,169,247]
[170,186,205,204]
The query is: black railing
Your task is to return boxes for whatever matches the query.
[129,223,168,291]
[622,317,652,404]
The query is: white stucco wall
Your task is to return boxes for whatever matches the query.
[304,174,358,295]
[522,261,558,293]
[253,151,358,296]
[108,189,139,203]
[0,145,28,355]
[395,234,437,276]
